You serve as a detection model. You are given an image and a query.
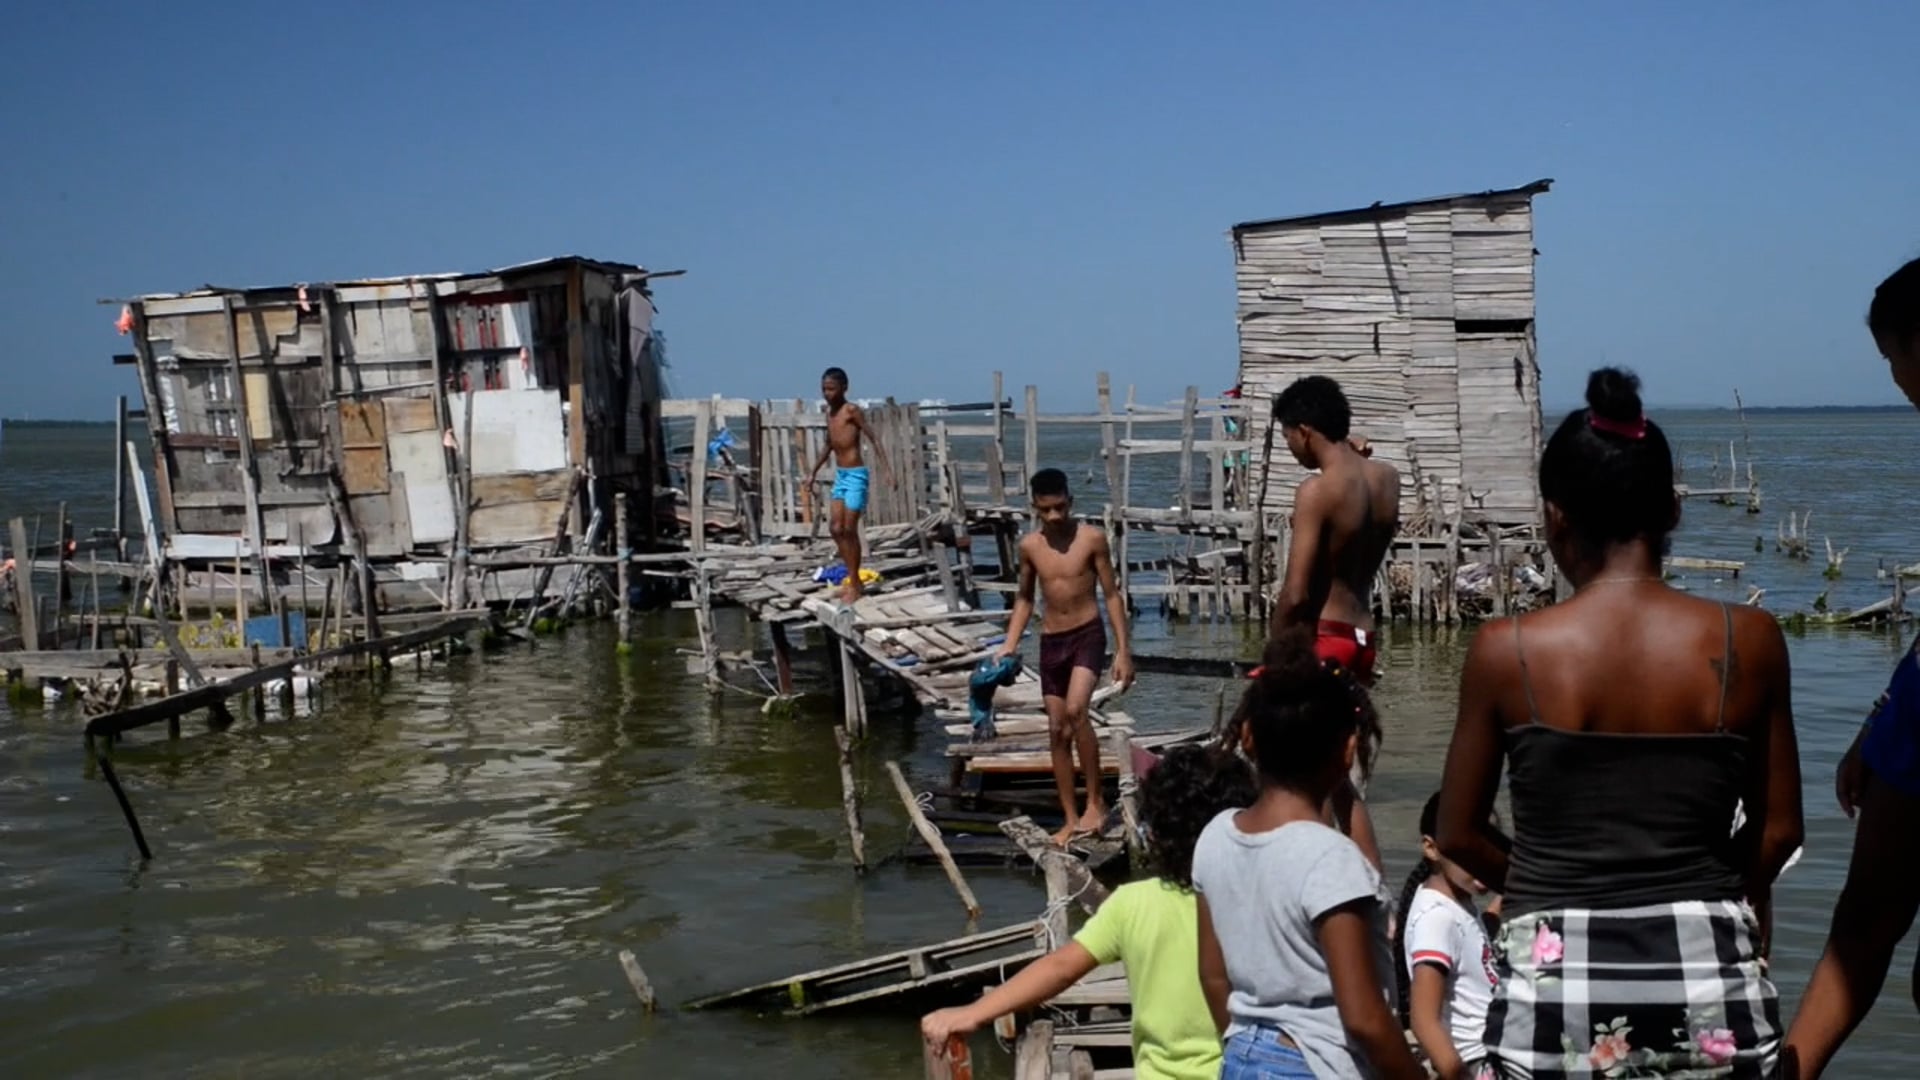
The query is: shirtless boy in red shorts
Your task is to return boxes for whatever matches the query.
[1268,375,1400,684]
[996,469,1136,845]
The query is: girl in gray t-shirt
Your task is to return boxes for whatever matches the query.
[1192,630,1424,1080]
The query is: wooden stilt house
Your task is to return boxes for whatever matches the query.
[1231,180,1552,527]
[113,256,673,611]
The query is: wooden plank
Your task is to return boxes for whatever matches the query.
[685,920,1046,1012]
[83,616,476,737]
[1015,1019,1054,1080]
[999,816,1110,915]
[1023,385,1039,490]
[835,725,868,872]
[887,761,982,918]
[565,262,587,468]
[8,518,41,650]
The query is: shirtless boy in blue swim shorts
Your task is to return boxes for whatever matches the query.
[809,367,893,602]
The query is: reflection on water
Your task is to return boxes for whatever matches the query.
[2,412,1919,1076]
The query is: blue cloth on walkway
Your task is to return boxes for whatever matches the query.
[968,655,1022,740]
[707,425,737,460]
[812,563,849,585]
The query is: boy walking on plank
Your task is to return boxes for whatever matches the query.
[1268,375,1400,685]
[996,468,1135,845]
[808,366,892,603]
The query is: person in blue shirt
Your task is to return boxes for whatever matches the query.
[1784,256,1920,1077]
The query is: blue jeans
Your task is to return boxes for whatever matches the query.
[1222,1027,1315,1079]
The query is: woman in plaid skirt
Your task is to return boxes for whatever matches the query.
[1432,367,1805,1078]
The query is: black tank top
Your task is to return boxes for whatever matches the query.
[1499,604,1751,916]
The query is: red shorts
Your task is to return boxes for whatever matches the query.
[1313,620,1377,684]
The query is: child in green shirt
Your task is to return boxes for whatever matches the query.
[920,745,1257,1080]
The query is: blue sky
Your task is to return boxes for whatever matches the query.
[2,1,1914,418]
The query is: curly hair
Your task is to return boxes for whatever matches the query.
[1216,628,1381,787]
[1138,744,1257,890]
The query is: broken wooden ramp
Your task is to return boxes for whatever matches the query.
[685,920,1048,1016]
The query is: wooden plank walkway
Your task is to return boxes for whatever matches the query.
[700,517,1181,780]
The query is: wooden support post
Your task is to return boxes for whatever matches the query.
[885,760,982,919]
[222,296,272,607]
[932,540,961,612]
[615,492,632,645]
[52,502,70,630]
[1096,372,1121,507]
[983,439,1006,507]
[1411,538,1425,623]
[1040,844,1071,947]
[769,621,796,695]
[835,725,868,872]
[88,552,102,650]
[9,518,40,651]
[692,567,721,692]
[1209,412,1226,515]
[166,660,181,739]
[234,544,246,629]
[925,1036,973,1080]
[1113,722,1136,857]
[448,388,475,611]
[113,395,129,560]
[1013,1020,1054,1080]
[1022,385,1039,490]
[838,639,868,737]
[616,949,658,1014]
[1178,385,1198,521]
[991,370,1006,475]
[690,403,711,553]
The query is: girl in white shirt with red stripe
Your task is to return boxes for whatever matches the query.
[1394,792,1505,1080]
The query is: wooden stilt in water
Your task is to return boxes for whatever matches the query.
[838,638,867,737]
[9,518,42,652]
[769,621,796,695]
[886,760,982,919]
[616,949,658,1013]
[113,395,129,561]
[614,493,632,646]
[834,725,867,872]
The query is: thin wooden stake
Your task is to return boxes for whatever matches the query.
[615,492,632,644]
[835,725,868,872]
[885,760,981,919]
[616,949,658,1013]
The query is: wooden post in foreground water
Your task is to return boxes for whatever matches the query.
[614,492,631,645]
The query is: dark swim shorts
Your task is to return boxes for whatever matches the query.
[1039,617,1107,699]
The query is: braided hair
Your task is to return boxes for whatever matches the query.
[1391,792,1444,1024]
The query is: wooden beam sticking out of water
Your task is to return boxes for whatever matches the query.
[835,725,868,872]
[685,919,1047,1015]
[8,518,41,651]
[616,949,658,1014]
[886,760,982,919]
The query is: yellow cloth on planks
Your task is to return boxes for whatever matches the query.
[1071,879,1222,1080]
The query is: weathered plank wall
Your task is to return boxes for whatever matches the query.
[1234,189,1544,528]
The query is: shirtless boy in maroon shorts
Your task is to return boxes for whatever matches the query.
[996,469,1136,844]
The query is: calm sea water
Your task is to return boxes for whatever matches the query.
[3,410,1918,1077]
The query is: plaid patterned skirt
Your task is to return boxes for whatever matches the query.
[1483,899,1779,1078]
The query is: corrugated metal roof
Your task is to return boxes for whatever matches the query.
[132,255,663,302]
[1230,178,1553,236]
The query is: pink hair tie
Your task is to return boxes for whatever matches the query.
[1588,412,1648,440]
